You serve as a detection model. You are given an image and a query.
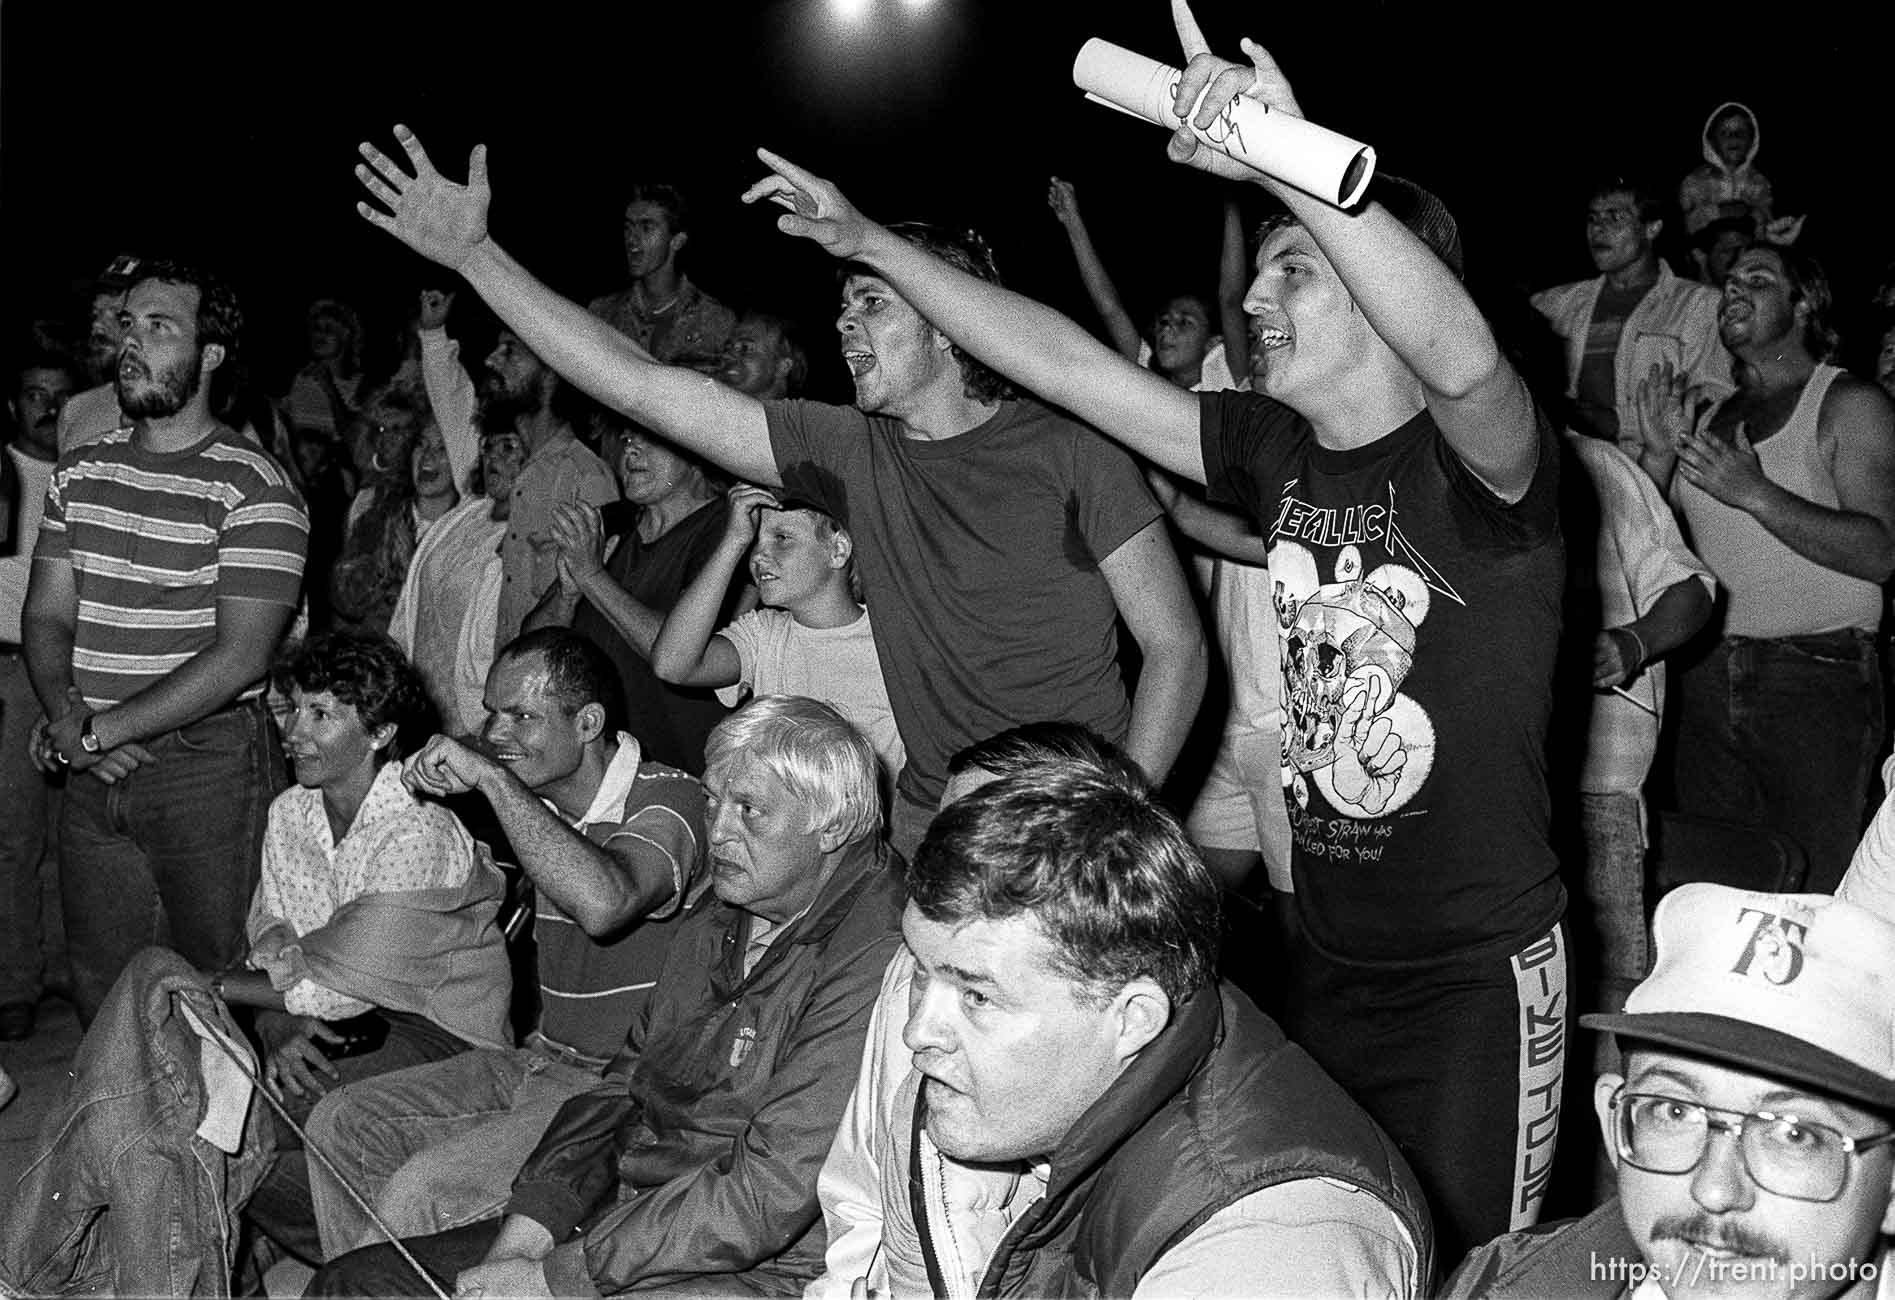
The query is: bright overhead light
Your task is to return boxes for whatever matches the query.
[832,0,873,19]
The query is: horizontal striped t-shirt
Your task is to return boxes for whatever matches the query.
[36,426,308,709]
[534,735,709,1061]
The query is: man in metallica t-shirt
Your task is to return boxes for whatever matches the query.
[737,13,1568,1267]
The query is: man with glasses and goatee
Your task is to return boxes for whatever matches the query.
[1445,882,1895,1299]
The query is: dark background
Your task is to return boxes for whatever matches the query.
[3,0,1886,396]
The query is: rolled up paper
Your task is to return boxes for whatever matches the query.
[1073,37,1375,208]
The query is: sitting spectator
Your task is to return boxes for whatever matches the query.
[817,756,1430,1297]
[587,182,736,373]
[1632,244,1895,892]
[0,631,512,1292]
[302,628,707,1259]
[330,414,459,637]
[1444,883,1895,1297]
[1532,177,1732,451]
[283,297,365,445]
[1678,102,1805,244]
[307,694,903,1297]
[650,484,905,786]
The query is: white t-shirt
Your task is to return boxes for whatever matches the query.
[715,606,906,782]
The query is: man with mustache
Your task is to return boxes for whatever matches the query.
[22,260,309,1024]
[0,349,76,1041]
[1445,883,1895,1299]
[1630,244,1895,893]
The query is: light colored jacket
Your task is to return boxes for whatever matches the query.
[1678,101,1772,235]
[1531,262,1732,441]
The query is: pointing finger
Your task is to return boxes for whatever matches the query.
[1171,0,1212,59]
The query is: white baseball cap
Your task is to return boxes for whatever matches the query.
[1582,883,1895,1112]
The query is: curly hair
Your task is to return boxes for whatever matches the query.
[276,630,436,762]
[911,764,1221,1006]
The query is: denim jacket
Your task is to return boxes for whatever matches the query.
[1,947,274,1297]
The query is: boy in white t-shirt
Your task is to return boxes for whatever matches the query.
[650,484,905,786]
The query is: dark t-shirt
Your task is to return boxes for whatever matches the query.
[766,398,1158,807]
[572,499,744,775]
[1201,392,1566,962]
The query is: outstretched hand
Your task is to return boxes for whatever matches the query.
[1047,177,1082,228]
[742,149,876,261]
[1165,0,1303,183]
[356,126,492,272]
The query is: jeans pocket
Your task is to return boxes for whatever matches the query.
[171,707,249,755]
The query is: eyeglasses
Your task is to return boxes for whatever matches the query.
[1612,1088,1895,1203]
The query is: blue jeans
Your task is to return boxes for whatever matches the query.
[304,1036,603,1259]
[59,698,284,1024]
[1578,791,1647,1075]
[0,650,63,1004]
[1673,631,1883,894]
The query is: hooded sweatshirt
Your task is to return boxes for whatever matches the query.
[1678,101,1774,235]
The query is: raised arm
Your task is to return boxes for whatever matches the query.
[1147,469,1270,565]
[416,289,480,495]
[650,486,767,688]
[742,154,1205,482]
[1047,177,1142,361]
[1164,6,1536,498]
[356,127,780,487]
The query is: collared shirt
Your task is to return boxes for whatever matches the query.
[496,426,617,644]
[587,275,737,374]
[246,761,481,1019]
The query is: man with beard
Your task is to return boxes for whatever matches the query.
[55,254,137,453]
[1631,244,1895,893]
[587,183,735,374]
[1533,179,1731,450]
[302,628,707,1263]
[477,327,617,643]
[354,131,1205,862]
[1444,884,1895,1300]
[22,260,309,1024]
[0,350,76,1040]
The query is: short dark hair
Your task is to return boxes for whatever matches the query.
[1587,177,1664,226]
[498,627,627,736]
[627,183,690,237]
[14,348,78,389]
[132,258,244,360]
[1746,243,1840,364]
[842,222,1015,404]
[741,311,809,397]
[947,722,1145,791]
[276,631,435,762]
[910,764,1221,1005]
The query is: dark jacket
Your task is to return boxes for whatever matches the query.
[1438,1201,1637,1299]
[937,981,1434,1298]
[0,947,274,1298]
[509,836,906,1297]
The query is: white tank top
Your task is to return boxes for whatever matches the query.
[1678,364,1883,637]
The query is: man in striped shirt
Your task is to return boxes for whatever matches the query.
[22,260,308,1025]
[302,627,707,1260]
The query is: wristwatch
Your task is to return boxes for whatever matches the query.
[79,715,103,755]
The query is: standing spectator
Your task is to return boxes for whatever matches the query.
[650,486,905,785]
[734,14,1568,1259]
[478,328,618,643]
[0,349,76,1041]
[283,297,365,444]
[1633,244,1895,892]
[353,130,1205,861]
[1677,102,1805,243]
[587,183,736,374]
[330,416,459,637]
[55,254,137,454]
[22,258,309,1024]
[1532,178,1732,451]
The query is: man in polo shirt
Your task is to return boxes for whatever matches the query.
[480,329,618,644]
[303,627,706,1260]
[23,258,309,1026]
[1445,883,1895,1298]
[308,695,903,1296]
